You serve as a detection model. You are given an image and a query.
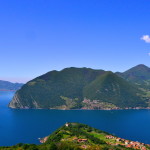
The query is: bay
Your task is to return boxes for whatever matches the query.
[0,91,150,146]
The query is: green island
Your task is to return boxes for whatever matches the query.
[1,123,150,150]
[9,64,150,110]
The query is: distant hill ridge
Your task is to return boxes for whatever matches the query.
[116,64,150,97]
[116,64,150,82]
[0,80,23,91]
[9,64,150,109]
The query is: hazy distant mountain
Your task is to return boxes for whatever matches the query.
[9,66,149,109]
[0,80,23,91]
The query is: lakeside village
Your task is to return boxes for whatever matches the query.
[105,135,149,150]
[81,99,150,110]
[39,123,150,150]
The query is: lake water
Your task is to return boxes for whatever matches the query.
[1,91,150,146]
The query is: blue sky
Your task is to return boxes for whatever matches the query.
[0,0,150,83]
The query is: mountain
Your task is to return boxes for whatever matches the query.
[1,122,150,150]
[9,67,106,109]
[9,67,148,109]
[0,80,23,91]
[83,72,146,108]
[116,64,150,84]
[116,64,150,98]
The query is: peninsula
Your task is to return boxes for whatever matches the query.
[0,123,150,150]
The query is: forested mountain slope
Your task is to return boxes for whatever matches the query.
[9,66,149,109]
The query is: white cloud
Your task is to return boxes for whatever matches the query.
[148,53,150,56]
[141,35,150,43]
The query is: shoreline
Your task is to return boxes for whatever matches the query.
[8,107,150,110]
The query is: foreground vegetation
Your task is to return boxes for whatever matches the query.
[1,123,150,150]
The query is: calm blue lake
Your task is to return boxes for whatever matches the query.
[0,91,150,146]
